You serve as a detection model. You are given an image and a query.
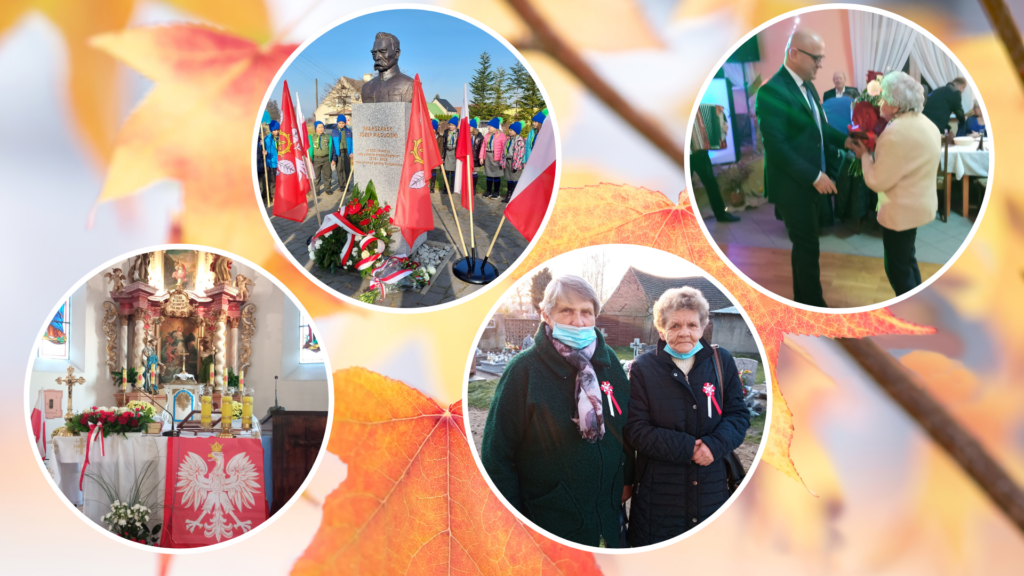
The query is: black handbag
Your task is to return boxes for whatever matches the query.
[710,345,747,494]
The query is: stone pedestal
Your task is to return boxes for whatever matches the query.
[351,101,424,254]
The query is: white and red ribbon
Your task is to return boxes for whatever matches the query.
[79,421,105,491]
[702,383,721,418]
[355,234,386,271]
[600,381,622,417]
[310,210,375,269]
[366,256,417,302]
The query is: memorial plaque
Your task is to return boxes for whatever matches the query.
[351,101,426,254]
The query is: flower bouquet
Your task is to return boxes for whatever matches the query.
[308,180,398,275]
[65,405,156,437]
[102,500,161,546]
[356,256,425,303]
[847,71,888,177]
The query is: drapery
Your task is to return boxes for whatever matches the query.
[910,34,973,111]
[849,12,917,89]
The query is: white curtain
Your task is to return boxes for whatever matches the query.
[849,12,918,89]
[721,63,755,89]
[910,34,973,111]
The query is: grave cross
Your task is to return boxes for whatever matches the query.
[630,338,646,358]
[55,366,86,420]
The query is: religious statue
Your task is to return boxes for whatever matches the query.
[360,32,414,103]
[104,268,126,293]
[128,252,151,284]
[235,274,254,301]
[197,336,215,383]
[143,344,163,393]
[211,254,233,285]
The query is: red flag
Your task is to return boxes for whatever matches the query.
[393,74,441,246]
[504,117,556,241]
[272,80,311,222]
[30,390,46,459]
[455,84,474,211]
[161,437,267,548]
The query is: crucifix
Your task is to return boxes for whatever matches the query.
[630,338,645,359]
[55,366,86,420]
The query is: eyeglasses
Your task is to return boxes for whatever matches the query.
[796,48,824,64]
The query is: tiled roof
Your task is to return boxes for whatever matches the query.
[630,268,733,313]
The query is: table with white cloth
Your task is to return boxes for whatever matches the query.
[940,138,990,220]
[47,420,262,528]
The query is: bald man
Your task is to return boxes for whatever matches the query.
[755,28,851,308]
[823,71,859,101]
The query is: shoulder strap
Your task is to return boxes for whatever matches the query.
[711,345,724,409]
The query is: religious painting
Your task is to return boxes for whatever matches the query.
[159,317,199,383]
[163,250,198,291]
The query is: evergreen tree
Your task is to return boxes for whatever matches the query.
[492,66,509,123]
[468,52,495,119]
[265,99,282,122]
[520,78,545,122]
[509,61,532,121]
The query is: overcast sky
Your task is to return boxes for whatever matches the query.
[269,9,524,116]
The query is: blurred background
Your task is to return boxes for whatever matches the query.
[2,0,1023,573]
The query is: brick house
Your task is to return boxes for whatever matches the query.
[597,267,732,347]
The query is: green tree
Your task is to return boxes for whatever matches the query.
[265,99,281,122]
[468,52,495,119]
[519,76,545,122]
[509,61,532,121]
[492,66,509,122]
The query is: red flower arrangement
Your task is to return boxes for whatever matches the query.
[65,406,156,437]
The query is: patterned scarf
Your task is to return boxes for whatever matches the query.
[545,324,605,442]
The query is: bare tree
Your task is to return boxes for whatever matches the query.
[580,251,610,304]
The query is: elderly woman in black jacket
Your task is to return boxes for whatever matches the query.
[624,286,749,546]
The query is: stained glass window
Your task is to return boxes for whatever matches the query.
[39,300,70,360]
[299,312,322,364]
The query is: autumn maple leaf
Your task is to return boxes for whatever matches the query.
[515,184,935,492]
[0,0,270,161]
[294,368,601,575]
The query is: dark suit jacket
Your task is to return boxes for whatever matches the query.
[822,86,860,101]
[922,84,965,133]
[756,66,848,205]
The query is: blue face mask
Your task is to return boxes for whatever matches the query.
[551,322,597,350]
[664,340,703,360]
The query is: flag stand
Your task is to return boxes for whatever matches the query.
[453,184,498,285]
[440,172,469,258]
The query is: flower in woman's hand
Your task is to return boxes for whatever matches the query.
[866,80,882,97]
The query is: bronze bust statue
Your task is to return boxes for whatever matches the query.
[360,32,414,103]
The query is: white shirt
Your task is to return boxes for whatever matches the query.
[784,63,826,185]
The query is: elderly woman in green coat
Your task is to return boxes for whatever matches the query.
[481,275,634,548]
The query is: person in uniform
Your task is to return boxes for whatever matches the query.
[501,121,526,203]
[471,117,484,194]
[442,116,459,193]
[309,121,333,196]
[480,117,507,199]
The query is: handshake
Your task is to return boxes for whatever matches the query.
[813,137,866,195]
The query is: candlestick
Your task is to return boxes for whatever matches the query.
[241,387,253,431]
[218,395,235,438]
[199,384,212,429]
[136,367,143,391]
[239,370,245,392]
[209,363,214,386]
[122,366,127,391]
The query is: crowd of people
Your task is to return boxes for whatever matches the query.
[256,110,547,208]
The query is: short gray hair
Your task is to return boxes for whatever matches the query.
[653,287,709,332]
[540,275,601,318]
[880,71,925,114]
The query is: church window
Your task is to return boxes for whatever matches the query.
[299,312,323,364]
[39,300,70,360]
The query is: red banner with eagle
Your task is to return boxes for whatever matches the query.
[392,74,441,247]
[161,437,267,548]
[272,80,312,222]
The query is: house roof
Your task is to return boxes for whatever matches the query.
[712,305,740,315]
[433,95,456,112]
[427,102,448,117]
[629,268,732,313]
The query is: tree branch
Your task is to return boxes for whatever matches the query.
[978,0,1024,89]
[838,337,1024,532]
[505,0,689,173]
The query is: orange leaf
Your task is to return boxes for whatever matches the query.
[294,368,601,575]
[517,184,935,492]
[0,1,270,161]
[91,24,295,267]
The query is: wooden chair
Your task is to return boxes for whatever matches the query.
[937,130,952,222]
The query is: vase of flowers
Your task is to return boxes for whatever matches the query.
[716,160,753,207]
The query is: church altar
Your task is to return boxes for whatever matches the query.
[49,428,267,547]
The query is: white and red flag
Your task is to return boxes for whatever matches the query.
[161,437,267,548]
[30,390,46,459]
[454,84,475,211]
[504,114,556,241]
[272,80,312,222]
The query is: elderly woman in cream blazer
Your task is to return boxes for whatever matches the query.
[849,71,941,296]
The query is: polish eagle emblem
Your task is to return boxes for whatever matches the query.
[176,441,261,542]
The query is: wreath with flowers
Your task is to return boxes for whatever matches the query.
[65,406,156,437]
[308,180,398,275]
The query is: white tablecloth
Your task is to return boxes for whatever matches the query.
[941,140,990,179]
[48,419,261,527]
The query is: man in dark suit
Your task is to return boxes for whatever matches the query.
[755,28,850,307]
[922,77,967,134]
[822,71,860,101]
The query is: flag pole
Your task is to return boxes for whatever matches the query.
[440,172,469,258]
[306,154,322,225]
[337,166,354,211]
[483,215,506,265]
